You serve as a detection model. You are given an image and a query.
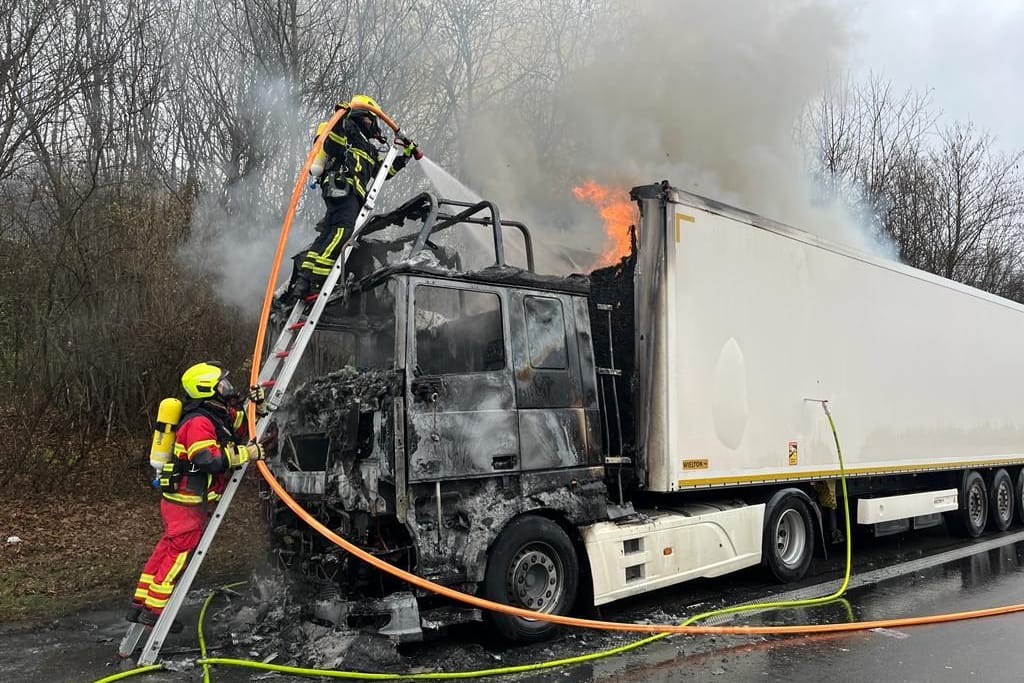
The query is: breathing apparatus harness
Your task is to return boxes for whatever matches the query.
[317,113,386,202]
[158,401,238,501]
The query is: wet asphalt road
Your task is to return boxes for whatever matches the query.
[6,527,1024,682]
[517,537,1024,683]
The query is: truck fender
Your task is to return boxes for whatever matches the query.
[471,510,586,585]
[763,487,827,561]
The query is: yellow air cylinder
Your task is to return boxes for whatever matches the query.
[149,397,183,472]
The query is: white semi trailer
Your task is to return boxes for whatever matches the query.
[267,181,1024,642]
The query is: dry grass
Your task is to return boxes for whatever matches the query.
[0,469,269,624]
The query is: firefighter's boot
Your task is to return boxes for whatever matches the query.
[139,608,184,634]
[125,602,145,624]
[290,274,311,301]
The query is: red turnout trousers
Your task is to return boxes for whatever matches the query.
[133,499,207,614]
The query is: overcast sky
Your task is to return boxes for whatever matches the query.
[852,0,1024,151]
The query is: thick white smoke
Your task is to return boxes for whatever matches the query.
[460,0,891,263]
[182,78,317,312]
[188,0,893,311]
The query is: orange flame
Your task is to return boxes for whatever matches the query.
[572,179,635,268]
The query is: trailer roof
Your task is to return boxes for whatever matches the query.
[631,181,1024,315]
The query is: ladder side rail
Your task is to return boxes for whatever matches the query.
[117,623,145,658]
[258,300,315,390]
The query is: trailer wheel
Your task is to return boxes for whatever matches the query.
[946,470,988,538]
[763,492,815,583]
[988,469,1014,532]
[481,515,579,643]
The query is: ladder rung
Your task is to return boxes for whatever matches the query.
[275,350,289,358]
[288,320,306,330]
[261,380,276,387]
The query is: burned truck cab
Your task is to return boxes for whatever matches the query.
[266,193,610,640]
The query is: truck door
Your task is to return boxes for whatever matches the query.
[405,278,520,481]
[509,291,594,470]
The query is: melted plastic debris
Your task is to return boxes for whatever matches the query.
[287,367,400,431]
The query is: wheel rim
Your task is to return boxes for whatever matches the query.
[997,480,1012,522]
[968,483,986,527]
[774,508,808,568]
[506,542,565,614]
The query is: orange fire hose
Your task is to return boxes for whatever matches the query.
[247,114,1024,636]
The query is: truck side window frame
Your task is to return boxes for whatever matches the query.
[413,284,505,375]
[523,295,568,370]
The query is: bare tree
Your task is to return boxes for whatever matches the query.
[924,123,1024,283]
[803,75,1024,304]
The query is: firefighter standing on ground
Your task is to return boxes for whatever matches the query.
[128,362,267,630]
[287,94,419,301]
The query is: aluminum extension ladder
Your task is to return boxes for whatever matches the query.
[119,144,401,665]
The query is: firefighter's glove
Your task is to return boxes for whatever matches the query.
[246,440,265,461]
[397,136,423,160]
[248,384,269,417]
[224,441,263,468]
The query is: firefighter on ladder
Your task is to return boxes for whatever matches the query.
[284,94,419,302]
[127,362,267,631]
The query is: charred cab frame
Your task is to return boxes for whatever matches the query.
[264,193,625,640]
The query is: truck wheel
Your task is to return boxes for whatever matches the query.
[481,515,579,643]
[988,469,1014,532]
[946,470,988,538]
[763,493,814,583]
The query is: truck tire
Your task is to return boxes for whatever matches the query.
[945,470,988,538]
[988,469,1014,532]
[481,515,579,643]
[762,491,815,583]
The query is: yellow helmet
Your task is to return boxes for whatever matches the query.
[181,361,235,401]
[348,94,380,115]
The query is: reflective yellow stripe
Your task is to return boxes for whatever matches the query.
[304,227,347,263]
[163,491,204,504]
[174,443,186,456]
[351,175,365,197]
[164,551,189,585]
[327,131,346,146]
[163,483,219,503]
[350,146,374,164]
[320,228,347,260]
[145,594,170,609]
[677,456,1024,488]
[232,411,244,431]
[187,439,218,457]
[133,587,149,601]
